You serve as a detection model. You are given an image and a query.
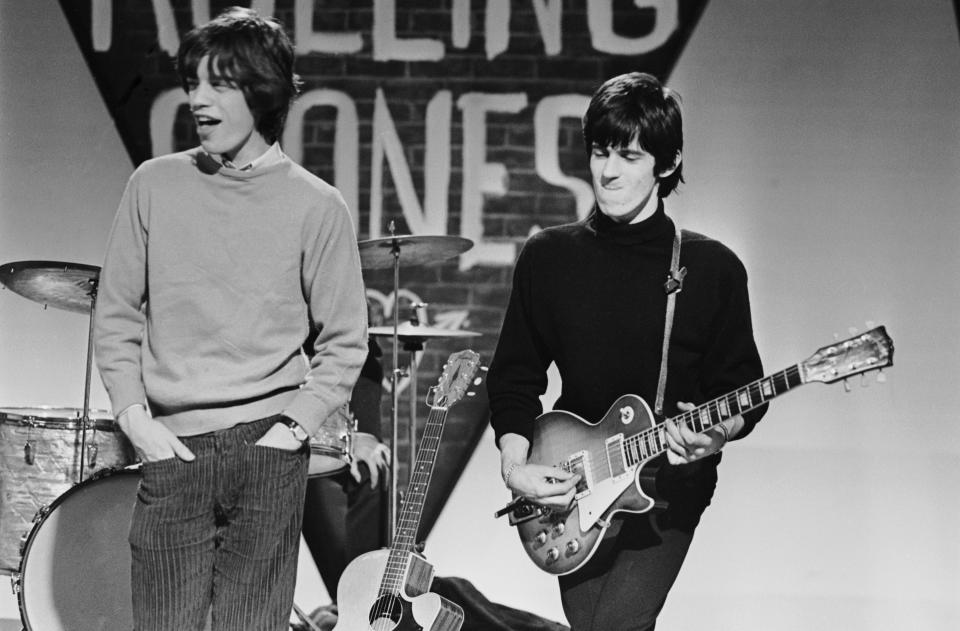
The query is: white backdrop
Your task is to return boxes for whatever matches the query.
[2,1,958,629]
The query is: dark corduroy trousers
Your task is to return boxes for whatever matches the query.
[129,416,309,631]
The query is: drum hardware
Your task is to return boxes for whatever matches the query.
[0,407,136,573]
[0,260,103,484]
[291,603,324,631]
[86,440,100,468]
[307,404,356,478]
[367,322,482,339]
[357,224,474,543]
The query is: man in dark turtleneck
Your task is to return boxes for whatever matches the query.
[488,72,766,630]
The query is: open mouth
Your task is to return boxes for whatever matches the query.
[194,115,221,128]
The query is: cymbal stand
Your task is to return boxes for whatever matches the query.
[291,603,323,631]
[78,277,99,484]
[387,225,401,543]
[402,302,429,488]
[403,336,424,489]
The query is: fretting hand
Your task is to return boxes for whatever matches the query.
[663,401,740,465]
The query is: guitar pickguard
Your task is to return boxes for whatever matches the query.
[334,550,464,631]
[576,474,637,531]
[512,395,661,575]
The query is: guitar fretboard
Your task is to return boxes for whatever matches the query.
[622,364,804,467]
[378,404,449,596]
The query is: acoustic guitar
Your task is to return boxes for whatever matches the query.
[333,350,482,631]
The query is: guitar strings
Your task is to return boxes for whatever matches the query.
[556,364,802,482]
[371,403,449,622]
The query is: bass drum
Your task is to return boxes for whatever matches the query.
[15,467,140,631]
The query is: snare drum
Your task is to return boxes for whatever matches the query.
[308,405,355,478]
[14,466,140,630]
[0,407,136,572]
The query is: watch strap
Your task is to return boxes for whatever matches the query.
[279,415,309,443]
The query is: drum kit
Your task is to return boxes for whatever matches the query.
[0,230,478,629]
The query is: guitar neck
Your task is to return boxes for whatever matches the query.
[624,364,806,464]
[378,405,449,596]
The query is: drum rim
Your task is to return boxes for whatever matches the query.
[0,406,115,430]
[16,465,140,628]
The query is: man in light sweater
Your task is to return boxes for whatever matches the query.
[93,8,368,630]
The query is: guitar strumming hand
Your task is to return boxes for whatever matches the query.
[500,433,580,510]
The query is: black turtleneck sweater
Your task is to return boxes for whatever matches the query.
[488,205,766,509]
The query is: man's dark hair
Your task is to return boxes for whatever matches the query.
[177,7,301,144]
[583,72,684,198]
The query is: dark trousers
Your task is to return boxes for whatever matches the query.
[129,416,309,631]
[558,512,694,631]
[301,465,386,599]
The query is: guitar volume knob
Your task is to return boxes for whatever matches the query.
[566,539,581,554]
[534,530,548,546]
[552,522,565,536]
[545,548,560,563]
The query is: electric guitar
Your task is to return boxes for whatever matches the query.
[333,350,482,631]
[498,326,894,576]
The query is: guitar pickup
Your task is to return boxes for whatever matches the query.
[605,434,627,479]
[565,451,593,500]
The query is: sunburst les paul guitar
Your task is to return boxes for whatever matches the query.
[333,350,482,631]
[497,326,894,576]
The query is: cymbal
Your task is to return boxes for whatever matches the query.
[368,322,481,340]
[0,260,100,314]
[357,235,473,270]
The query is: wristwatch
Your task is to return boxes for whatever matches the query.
[279,415,310,445]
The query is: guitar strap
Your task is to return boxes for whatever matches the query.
[655,223,686,417]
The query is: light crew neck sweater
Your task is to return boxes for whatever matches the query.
[94,147,368,436]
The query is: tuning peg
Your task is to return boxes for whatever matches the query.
[866,320,876,329]
[848,326,859,336]
[876,370,886,384]
[843,379,851,393]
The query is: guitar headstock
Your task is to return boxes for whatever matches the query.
[802,325,894,384]
[430,349,482,407]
